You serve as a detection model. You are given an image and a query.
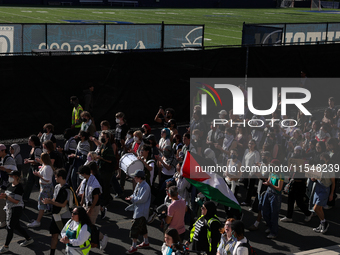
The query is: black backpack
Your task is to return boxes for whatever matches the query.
[238,240,257,255]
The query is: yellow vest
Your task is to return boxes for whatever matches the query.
[66,223,91,255]
[190,215,220,252]
[72,105,83,128]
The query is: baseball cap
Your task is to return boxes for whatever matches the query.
[9,170,20,177]
[218,110,227,115]
[130,169,145,178]
[0,144,6,151]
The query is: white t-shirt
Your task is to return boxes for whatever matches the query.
[233,237,249,255]
[39,165,54,184]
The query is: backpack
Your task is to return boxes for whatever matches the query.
[238,240,258,255]
[68,186,79,210]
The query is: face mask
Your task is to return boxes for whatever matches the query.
[8,177,14,183]
[43,148,48,153]
[191,134,197,140]
[116,118,120,123]
[230,154,237,160]
[262,157,268,164]
[82,118,87,122]
[127,134,131,139]
[100,137,106,144]
[79,175,85,180]
[87,156,92,162]
[133,136,138,142]
[219,115,224,119]
[43,129,47,133]
[320,159,325,164]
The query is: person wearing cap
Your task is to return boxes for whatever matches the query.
[0,170,34,253]
[0,144,18,229]
[125,169,151,254]
[281,146,312,223]
[261,160,284,239]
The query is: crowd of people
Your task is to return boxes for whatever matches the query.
[0,92,338,255]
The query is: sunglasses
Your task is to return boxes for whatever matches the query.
[72,211,79,215]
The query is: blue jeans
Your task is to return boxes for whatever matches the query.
[262,189,281,236]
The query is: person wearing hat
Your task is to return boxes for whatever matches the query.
[0,170,34,253]
[187,201,221,255]
[281,146,312,223]
[125,169,151,254]
[261,159,284,239]
[0,144,18,229]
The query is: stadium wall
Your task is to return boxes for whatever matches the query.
[0,43,339,140]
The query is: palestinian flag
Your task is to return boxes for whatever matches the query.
[181,151,241,211]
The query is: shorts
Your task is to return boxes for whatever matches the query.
[313,183,330,207]
[50,217,69,235]
[130,217,147,239]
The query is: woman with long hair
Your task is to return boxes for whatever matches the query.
[27,153,54,228]
[161,228,183,255]
[60,206,92,255]
[23,135,42,202]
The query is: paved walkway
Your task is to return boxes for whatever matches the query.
[292,245,340,255]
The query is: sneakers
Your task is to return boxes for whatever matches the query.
[267,234,277,239]
[126,246,137,254]
[247,225,259,231]
[27,220,40,228]
[280,217,293,222]
[136,242,150,249]
[265,228,270,234]
[0,222,6,228]
[147,212,157,224]
[0,246,9,254]
[313,224,322,233]
[320,221,329,234]
[101,207,107,220]
[100,234,108,250]
[20,238,34,247]
[323,205,332,210]
[304,214,313,222]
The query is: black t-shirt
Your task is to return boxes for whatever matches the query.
[5,183,24,205]
[49,151,63,168]
[115,123,129,150]
[50,135,57,144]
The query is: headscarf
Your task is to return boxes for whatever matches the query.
[143,124,151,133]
[10,144,20,158]
[204,201,217,220]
